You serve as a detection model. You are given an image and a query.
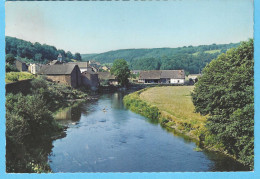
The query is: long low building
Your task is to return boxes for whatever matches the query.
[138,70,185,84]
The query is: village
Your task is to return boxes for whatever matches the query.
[12,53,200,90]
[3,0,255,175]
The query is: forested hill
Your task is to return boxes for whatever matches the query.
[5,36,82,64]
[82,43,240,74]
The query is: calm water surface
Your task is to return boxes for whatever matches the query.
[49,92,248,172]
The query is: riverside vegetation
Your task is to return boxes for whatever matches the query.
[5,72,35,83]
[6,76,88,173]
[123,86,207,143]
[123,39,254,169]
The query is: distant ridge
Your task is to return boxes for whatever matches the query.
[81,42,240,64]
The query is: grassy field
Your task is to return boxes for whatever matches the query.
[5,72,35,83]
[139,86,207,140]
[193,49,221,56]
[204,49,221,54]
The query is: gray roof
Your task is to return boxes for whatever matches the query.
[68,62,89,68]
[48,60,63,65]
[82,70,97,75]
[97,72,116,80]
[139,70,185,79]
[161,70,185,79]
[139,70,161,79]
[38,64,77,75]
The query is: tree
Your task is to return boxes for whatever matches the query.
[111,59,130,86]
[34,53,42,61]
[192,39,254,167]
[66,51,73,60]
[5,54,16,64]
[74,53,82,61]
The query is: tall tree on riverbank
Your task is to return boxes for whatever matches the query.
[111,59,130,86]
[192,39,254,168]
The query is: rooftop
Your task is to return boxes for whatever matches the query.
[38,64,78,75]
[139,70,185,79]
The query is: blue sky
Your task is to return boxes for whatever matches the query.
[5,0,254,54]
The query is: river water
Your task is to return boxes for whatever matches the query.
[49,92,248,172]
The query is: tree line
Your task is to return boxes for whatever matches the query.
[192,39,254,168]
[82,43,240,74]
[130,52,220,74]
[5,36,82,64]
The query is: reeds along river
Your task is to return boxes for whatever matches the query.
[49,92,249,172]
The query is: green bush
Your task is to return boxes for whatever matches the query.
[6,93,62,173]
[6,72,35,83]
[6,63,18,72]
[192,39,254,168]
[123,90,159,121]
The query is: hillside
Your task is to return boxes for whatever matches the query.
[82,43,240,74]
[82,43,239,63]
[5,36,82,64]
[5,36,240,74]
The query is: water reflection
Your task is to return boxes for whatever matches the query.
[49,92,249,172]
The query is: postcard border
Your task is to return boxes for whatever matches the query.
[0,0,259,179]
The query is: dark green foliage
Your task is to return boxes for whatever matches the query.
[5,53,16,64]
[6,77,88,172]
[123,90,159,121]
[5,36,73,64]
[30,77,88,112]
[131,57,161,70]
[82,43,240,74]
[111,59,130,86]
[74,52,82,61]
[5,54,18,72]
[192,39,254,168]
[66,51,74,60]
[6,93,61,173]
[5,63,18,72]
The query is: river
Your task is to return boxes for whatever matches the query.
[49,92,248,172]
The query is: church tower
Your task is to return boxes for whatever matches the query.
[57,54,63,62]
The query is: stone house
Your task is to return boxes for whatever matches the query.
[138,70,185,84]
[97,72,118,86]
[81,71,99,90]
[38,64,82,88]
[15,59,28,72]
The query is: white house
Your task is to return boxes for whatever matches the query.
[138,70,185,84]
[28,63,42,74]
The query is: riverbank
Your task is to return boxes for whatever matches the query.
[5,77,92,173]
[123,86,206,141]
[49,92,248,172]
[123,86,249,168]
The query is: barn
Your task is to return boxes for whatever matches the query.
[138,70,185,84]
[38,64,82,88]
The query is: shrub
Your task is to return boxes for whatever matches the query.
[192,39,254,168]
[6,72,35,83]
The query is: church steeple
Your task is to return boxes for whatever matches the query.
[57,53,62,62]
